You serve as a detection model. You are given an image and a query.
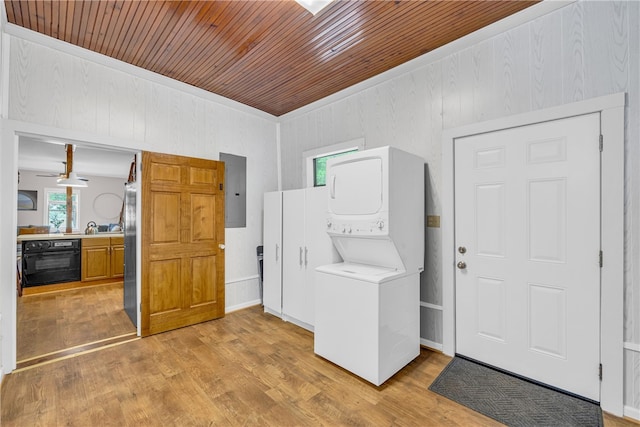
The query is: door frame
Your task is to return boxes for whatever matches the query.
[442,93,625,416]
[1,118,143,375]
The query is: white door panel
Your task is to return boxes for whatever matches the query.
[455,113,601,401]
[282,189,306,323]
[263,191,282,315]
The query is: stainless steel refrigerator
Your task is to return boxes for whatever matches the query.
[123,182,137,327]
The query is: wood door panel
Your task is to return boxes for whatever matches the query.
[190,167,216,185]
[191,193,217,242]
[191,255,218,306]
[150,162,182,184]
[151,192,181,243]
[149,258,182,313]
[142,151,225,336]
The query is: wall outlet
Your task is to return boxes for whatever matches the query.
[427,215,440,228]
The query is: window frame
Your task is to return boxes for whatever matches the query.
[303,138,365,188]
[43,187,81,232]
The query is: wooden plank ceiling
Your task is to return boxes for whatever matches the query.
[5,0,538,116]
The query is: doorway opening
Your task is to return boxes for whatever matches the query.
[16,135,140,369]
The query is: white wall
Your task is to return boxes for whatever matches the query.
[279,0,639,417]
[0,27,279,374]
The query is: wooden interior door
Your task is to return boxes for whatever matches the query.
[141,151,225,336]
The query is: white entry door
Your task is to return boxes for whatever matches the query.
[454,113,601,401]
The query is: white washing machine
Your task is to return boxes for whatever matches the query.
[315,262,420,386]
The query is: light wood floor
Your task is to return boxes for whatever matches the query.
[2,305,636,426]
[17,282,136,362]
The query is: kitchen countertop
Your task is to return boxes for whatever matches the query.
[17,233,124,242]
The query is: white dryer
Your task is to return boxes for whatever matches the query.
[314,146,424,386]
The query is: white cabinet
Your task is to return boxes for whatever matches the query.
[263,187,340,330]
[263,191,283,316]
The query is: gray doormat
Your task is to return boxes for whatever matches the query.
[429,356,603,427]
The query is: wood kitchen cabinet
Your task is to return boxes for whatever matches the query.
[110,236,125,278]
[82,236,125,282]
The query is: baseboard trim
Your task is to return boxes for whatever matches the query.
[623,405,640,422]
[225,299,261,314]
[420,338,443,351]
[282,315,314,333]
[21,279,123,295]
[623,341,640,353]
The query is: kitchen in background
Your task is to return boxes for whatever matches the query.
[15,137,138,365]
[17,137,135,234]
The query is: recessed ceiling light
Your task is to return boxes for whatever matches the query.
[295,0,333,15]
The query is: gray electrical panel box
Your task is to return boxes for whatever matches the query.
[220,152,246,228]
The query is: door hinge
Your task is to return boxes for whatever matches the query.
[599,250,603,268]
[219,183,223,191]
[599,363,603,381]
[599,134,603,152]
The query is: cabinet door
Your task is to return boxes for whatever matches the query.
[303,186,340,325]
[263,191,282,315]
[282,189,306,323]
[111,245,125,278]
[82,246,110,281]
[111,237,125,278]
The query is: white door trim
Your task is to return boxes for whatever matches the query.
[442,93,625,416]
[1,117,143,376]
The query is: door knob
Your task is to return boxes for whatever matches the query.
[219,244,226,250]
[458,246,467,254]
[457,261,467,269]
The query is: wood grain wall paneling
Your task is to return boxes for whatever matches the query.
[493,24,531,117]
[71,58,98,133]
[583,0,628,99]
[530,12,563,110]
[442,52,461,130]
[625,350,640,411]
[471,39,495,123]
[561,2,585,104]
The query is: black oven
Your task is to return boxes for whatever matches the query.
[22,239,81,287]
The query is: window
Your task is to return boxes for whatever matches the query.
[313,149,358,187]
[303,139,365,188]
[44,188,80,231]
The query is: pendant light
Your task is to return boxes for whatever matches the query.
[57,171,87,188]
[56,144,88,188]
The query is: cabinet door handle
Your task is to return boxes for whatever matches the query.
[304,246,308,267]
[275,243,279,262]
[299,247,303,266]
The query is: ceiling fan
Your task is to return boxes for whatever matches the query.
[36,162,89,182]
[36,144,89,187]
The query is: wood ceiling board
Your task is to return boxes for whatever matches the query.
[4,0,539,116]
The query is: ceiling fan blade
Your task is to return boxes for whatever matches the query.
[36,173,62,177]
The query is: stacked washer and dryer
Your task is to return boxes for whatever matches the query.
[314,146,424,386]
